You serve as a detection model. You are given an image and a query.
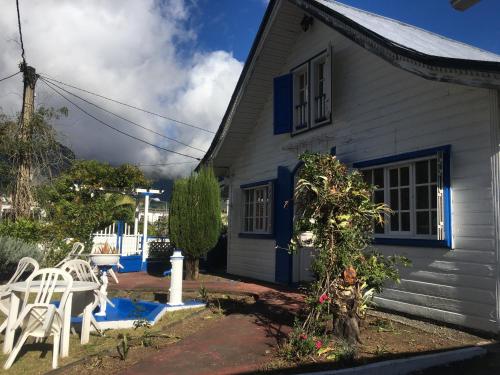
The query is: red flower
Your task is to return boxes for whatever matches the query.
[315,341,322,349]
[319,293,329,304]
[299,333,308,340]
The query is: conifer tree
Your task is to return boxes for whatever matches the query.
[169,167,221,279]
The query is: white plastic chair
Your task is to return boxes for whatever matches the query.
[60,259,111,344]
[0,257,39,334]
[55,242,85,268]
[3,268,73,370]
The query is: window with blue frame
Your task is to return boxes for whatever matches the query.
[354,146,451,247]
[273,46,332,136]
[241,183,273,235]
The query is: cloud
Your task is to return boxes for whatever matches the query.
[0,0,243,178]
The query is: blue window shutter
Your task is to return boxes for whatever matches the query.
[273,74,293,134]
[274,166,293,284]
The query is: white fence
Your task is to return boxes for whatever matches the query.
[92,223,141,256]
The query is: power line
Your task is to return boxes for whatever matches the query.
[0,71,21,83]
[138,161,198,167]
[41,78,201,161]
[43,78,207,154]
[16,0,26,64]
[41,74,216,134]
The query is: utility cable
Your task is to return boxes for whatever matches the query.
[40,74,215,134]
[138,161,198,167]
[41,78,201,161]
[43,78,206,153]
[0,71,21,83]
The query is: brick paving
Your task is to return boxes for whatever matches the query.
[112,272,303,375]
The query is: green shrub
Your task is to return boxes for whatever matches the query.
[0,236,42,278]
[289,152,409,348]
[0,218,46,244]
[41,240,72,267]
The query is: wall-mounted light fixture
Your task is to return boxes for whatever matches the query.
[301,15,314,32]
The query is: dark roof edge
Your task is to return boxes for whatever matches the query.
[197,0,279,170]
[199,0,500,169]
[296,0,500,73]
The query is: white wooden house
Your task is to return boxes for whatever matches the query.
[200,0,500,333]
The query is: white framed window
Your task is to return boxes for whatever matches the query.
[242,183,273,234]
[361,155,444,240]
[292,65,308,132]
[311,48,331,126]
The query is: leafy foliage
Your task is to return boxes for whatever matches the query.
[0,107,74,217]
[0,236,42,277]
[169,167,222,279]
[0,218,47,244]
[37,160,149,248]
[288,153,409,351]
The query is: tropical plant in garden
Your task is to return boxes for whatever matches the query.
[37,160,149,249]
[287,152,409,358]
[169,167,221,280]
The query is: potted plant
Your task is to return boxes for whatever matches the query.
[146,240,173,276]
[89,242,120,266]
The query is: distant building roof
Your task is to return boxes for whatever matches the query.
[317,0,500,62]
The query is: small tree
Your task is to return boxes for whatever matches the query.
[37,160,149,248]
[290,153,409,349]
[169,167,221,280]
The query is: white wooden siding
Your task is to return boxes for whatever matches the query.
[224,5,498,332]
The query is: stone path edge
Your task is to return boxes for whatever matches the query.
[299,346,487,375]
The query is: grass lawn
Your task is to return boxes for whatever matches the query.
[0,290,216,375]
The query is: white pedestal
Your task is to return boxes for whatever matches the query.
[169,250,184,306]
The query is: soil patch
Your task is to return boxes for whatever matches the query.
[260,314,490,374]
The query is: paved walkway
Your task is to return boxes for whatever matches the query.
[113,272,303,375]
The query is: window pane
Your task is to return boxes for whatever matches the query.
[416,161,429,184]
[362,170,372,185]
[400,167,410,186]
[390,189,399,210]
[416,211,430,235]
[416,186,429,209]
[430,159,437,183]
[401,212,410,232]
[401,188,410,210]
[430,185,437,209]
[431,211,437,236]
[374,168,384,188]
[391,213,399,231]
[374,190,384,204]
[389,169,398,187]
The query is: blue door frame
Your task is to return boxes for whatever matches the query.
[274,149,336,284]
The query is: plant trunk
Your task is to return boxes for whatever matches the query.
[185,256,199,280]
[334,314,361,344]
[13,65,37,220]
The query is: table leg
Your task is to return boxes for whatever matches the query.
[60,291,73,357]
[3,292,20,354]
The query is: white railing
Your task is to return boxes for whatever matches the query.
[92,223,140,256]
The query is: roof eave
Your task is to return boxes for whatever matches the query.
[200,0,500,170]
[197,0,280,171]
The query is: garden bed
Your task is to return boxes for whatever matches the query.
[261,312,491,374]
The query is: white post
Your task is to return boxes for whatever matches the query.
[142,193,150,263]
[169,250,184,306]
[134,208,139,236]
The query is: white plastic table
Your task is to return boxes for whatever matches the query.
[3,280,99,357]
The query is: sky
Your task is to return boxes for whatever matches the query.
[0,0,499,179]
